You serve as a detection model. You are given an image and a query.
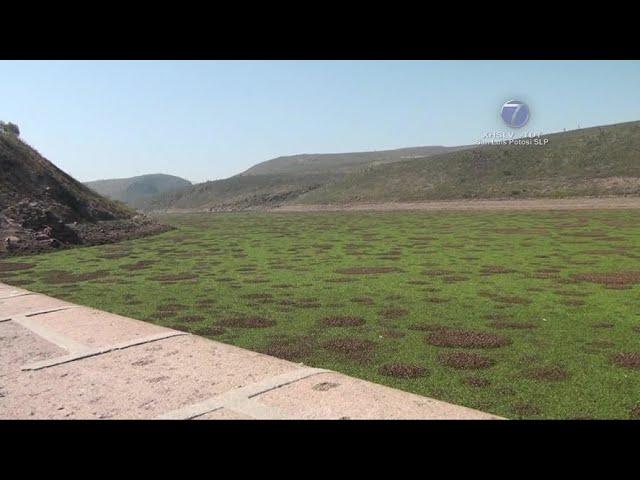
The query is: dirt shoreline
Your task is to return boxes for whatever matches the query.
[272,197,640,213]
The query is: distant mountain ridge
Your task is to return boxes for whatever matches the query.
[146,173,335,212]
[85,174,192,209]
[240,145,467,176]
[141,120,640,212]
[146,145,468,211]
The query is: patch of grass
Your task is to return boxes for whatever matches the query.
[425,326,510,349]
[489,321,538,330]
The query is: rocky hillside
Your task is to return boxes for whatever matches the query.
[0,128,169,256]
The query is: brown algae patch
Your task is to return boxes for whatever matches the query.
[193,325,227,336]
[335,267,399,275]
[0,262,35,272]
[319,316,366,327]
[378,363,428,379]
[522,365,569,381]
[612,352,640,369]
[150,273,198,282]
[216,316,276,328]
[379,308,409,320]
[322,337,376,362]
[571,271,640,286]
[438,351,495,369]
[461,376,491,388]
[260,335,315,361]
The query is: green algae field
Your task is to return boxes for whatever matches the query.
[2,209,640,419]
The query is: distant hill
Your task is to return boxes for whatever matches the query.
[296,121,640,204]
[143,120,640,212]
[146,173,335,212]
[85,174,192,209]
[240,146,466,176]
[0,130,167,256]
[146,146,467,211]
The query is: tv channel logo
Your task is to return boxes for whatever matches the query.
[501,100,530,128]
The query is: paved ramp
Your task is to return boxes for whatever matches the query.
[0,283,500,420]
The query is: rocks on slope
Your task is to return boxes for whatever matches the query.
[0,125,171,256]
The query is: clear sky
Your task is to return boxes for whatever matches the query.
[1,60,639,183]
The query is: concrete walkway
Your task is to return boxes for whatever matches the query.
[0,283,500,420]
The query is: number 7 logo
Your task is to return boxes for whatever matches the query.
[501,100,530,128]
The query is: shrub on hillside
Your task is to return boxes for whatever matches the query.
[0,121,20,136]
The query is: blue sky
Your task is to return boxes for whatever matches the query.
[1,60,639,183]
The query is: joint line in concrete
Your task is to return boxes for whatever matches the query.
[0,306,78,323]
[0,292,35,300]
[157,367,331,420]
[22,331,188,371]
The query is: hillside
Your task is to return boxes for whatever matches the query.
[85,174,192,209]
[0,130,168,255]
[241,146,466,176]
[146,173,336,211]
[142,121,640,212]
[295,121,640,204]
[145,145,467,211]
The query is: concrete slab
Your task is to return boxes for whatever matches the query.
[196,408,254,420]
[1,335,300,419]
[0,285,31,298]
[0,321,67,377]
[22,331,188,371]
[158,367,330,419]
[0,283,501,420]
[0,293,73,319]
[27,307,175,350]
[0,292,34,300]
[256,372,501,419]
[12,314,90,355]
